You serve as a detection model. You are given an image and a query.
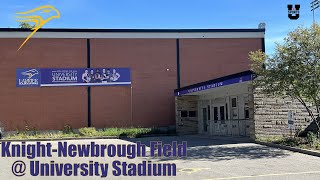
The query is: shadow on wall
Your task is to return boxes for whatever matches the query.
[299,117,320,137]
[124,135,290,162]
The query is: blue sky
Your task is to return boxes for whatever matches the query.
[0,0,318,54]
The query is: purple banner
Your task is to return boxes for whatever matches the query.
[17,68,131,87]
[175,74,252,96]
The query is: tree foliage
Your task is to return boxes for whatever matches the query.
[249,24,320,134]
[18,22,35,29]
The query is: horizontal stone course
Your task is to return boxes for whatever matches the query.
[253,88,317,138]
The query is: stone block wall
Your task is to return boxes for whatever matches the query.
[253,87,317,138]
[175,95,198,134]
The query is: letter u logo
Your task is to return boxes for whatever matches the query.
[288,4,300,20]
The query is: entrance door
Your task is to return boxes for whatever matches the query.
[199,100,210,134]
[212,104,227,136]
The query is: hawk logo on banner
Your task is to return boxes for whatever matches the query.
[16,68,41,87]
[21,69,39,79]
[287,4,300,20]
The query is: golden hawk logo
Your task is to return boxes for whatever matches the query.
[16,5,60,51]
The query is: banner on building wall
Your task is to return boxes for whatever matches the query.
[16,68,131,87]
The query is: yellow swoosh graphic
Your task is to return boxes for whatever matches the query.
[16,5,60,51]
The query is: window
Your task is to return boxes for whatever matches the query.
[202,108,208,132]
[220,106,225,120]
[244,95,249,119]
[230,97,238,119]
[180,111,188,117]
[220,106,225,124]
[214,107,218,123]
[245,108,249,119]
[207,105,211,120]
[231,98,237,107]
[188,111,197,117]
[226,103,228,120]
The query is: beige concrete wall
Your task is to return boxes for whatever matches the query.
[175,96,199,134]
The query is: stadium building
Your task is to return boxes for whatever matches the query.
[1,26,313,139]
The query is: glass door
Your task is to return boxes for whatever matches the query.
[202,108,208,132]
[212,104,227,135]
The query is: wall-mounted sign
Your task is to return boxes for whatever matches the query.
[16,68,131,87]
[174,74,252,96]
[16,68,41,87]
[288,110,294,129]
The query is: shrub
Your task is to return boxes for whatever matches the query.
[307,132,318,146]
[100,128,124,137]
[279,137,302,147]
[315,142,320,150]
[100,127,153,138]
[78,127,98,137]
[4,126,175,140]
[31,127,39,136]
[62,125,74,134]
[256,136,283,143]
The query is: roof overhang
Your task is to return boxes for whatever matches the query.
[0,28,265,39]
[174,71,254,96]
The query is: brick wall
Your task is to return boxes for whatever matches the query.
[180,38,262,87]
[0,38,87,131]
[91,39,177,127]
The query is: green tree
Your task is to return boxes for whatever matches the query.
[249,24,320,136]
[18,22,35,29]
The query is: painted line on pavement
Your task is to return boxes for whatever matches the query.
[204,171,320,180]
[178,168,211,174]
